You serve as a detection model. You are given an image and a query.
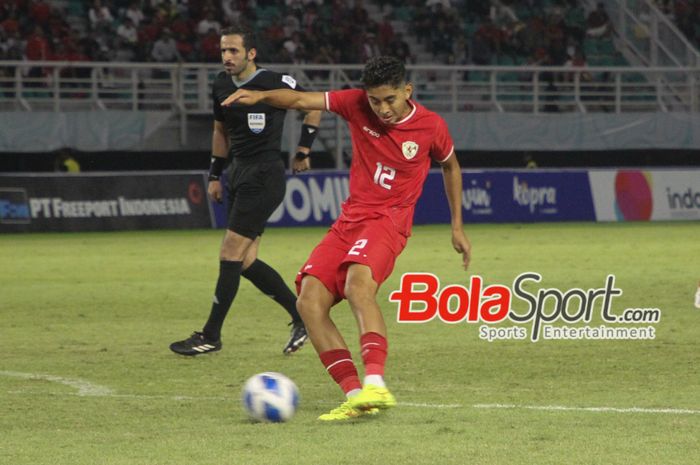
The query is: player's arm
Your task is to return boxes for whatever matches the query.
[208,119,229,203]
[440,152,472,270]
[292,109,322,174]
[222,88,327,111]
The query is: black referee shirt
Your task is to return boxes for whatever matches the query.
[212,69,305,162]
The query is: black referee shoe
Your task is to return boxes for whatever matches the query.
[283,321,308,355]
[169,331,222,356]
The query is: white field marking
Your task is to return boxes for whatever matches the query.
[399,402,462,409]
[0,370,113,397]
[473,403,700,415]
[3,372,698,416]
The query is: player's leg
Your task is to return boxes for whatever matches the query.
[169,228,254,356]
[297,275,376,421]
[339,218,406,410]
[170,160,275,356]
[344,264,396,410]
[240,238,308,354]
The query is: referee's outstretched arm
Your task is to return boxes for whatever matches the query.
[223,89,327,112]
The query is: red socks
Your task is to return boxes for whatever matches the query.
[360,332,388,376]
[319,349,362,395]
[319,333,388,395]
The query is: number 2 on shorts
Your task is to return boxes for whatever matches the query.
[348,238,368,256]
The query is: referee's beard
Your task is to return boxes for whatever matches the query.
[226,57,255,79]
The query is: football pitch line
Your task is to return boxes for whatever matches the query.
[3,371,699,416]
[473,403,700,415]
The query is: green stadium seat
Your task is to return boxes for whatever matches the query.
[598,39,616,55]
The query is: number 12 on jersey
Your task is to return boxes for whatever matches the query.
[373,162,396,190]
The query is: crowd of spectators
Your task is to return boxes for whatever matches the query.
[0,0,417,67]
[3,0,695,78]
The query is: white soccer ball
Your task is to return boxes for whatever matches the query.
[241,372,299,422]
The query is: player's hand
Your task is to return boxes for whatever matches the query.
[292,157,310,174]
[451,229,472,271]
[221,89,261,107]
[292,147,311,174]
[208,180,223,203]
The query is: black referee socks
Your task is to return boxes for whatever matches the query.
[203,260,243,341]
[242,259,302,323]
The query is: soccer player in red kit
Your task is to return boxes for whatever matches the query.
[223,56,471,420]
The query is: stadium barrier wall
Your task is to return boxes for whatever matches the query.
[215,169,598,228]
[0,172,213,232]
[238,168,699,227]
[589,169,700,221]
[3,169,698,233]
[3,112,700,153]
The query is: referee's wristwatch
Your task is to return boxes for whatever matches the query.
[294,151,310,160]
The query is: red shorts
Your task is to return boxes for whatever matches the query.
[295,216,408,301]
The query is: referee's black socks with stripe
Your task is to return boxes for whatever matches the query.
[202,260,242,341]
[242,259,303,323]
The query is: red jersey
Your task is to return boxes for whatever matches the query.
[325,88,454,236]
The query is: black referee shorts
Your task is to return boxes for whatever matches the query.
[226,158,286,239]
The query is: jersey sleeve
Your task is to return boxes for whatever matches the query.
[212,83,224,122]
[326,88,365,121]
[271,71,305,92]
[429,115,455,163]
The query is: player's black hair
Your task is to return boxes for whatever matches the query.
[221,23,258,53]
[361,56,407,89]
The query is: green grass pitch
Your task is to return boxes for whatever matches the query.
[1,222,698,465]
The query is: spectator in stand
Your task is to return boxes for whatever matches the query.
[79,29,109,61]
[431,19,453,60]
[301,3,319,36]
[24,25,50,91]
[546,9,568,65]
[124,1,145,27]
[471,29,492,65]
[388,32,413,64]
[154,0,179,21]
[25,24,49,61]
[1,10,21,37]
[263,15,286,48]
[151,28,181,63]
[175,30,197,61]
[564,47,592,83]
[352,0,370,24]
[117,17,138,48]
[282,11,300,38]
[475,16,504,58]
[88,0,115,32]
[359,32,381,62]
[221,0,241,24]
[199,27,221,62]
[377,15,394,51]
[283,31,305,63]
[286,0,306,19]
[197,10,221,36]
[565,2,587,44]
[47,8,70,40]
[491,1,518,26]
[29,0,51,30]
[0,28,22,59]
[586,2,611,38]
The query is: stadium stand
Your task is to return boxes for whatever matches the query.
[0,1,698,170]
[0,1,630,67]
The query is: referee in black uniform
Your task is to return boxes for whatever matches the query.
[170,25,321,356]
